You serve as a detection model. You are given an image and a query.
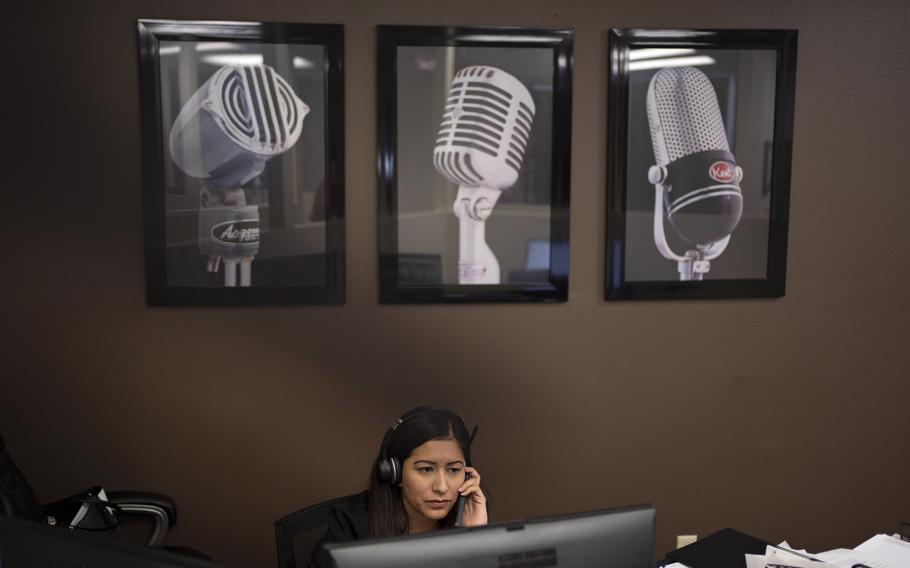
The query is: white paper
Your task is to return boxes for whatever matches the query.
[812,534,910,568]
[818,551,895,568]
[854,534,910,563]
[815,548,857,563]
[764,545,836,568]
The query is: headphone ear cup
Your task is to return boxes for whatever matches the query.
[376,459,392,483]
[377,457,403,484]
[389,457,402,485]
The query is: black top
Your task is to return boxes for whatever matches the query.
[308,491,371,568]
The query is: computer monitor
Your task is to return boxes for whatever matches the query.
[525,239,551,271]
[0,515,219,568]
[326,504,655,568]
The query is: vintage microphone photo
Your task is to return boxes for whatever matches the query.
[645,65,743,281]
[169,63,309,287]
[432,66,535,285]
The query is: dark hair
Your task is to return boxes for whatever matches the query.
[368,407,473,538]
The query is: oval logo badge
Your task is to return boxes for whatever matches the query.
[709,161,736,183]
[212,220,260,245]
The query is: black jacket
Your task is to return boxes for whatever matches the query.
[308,491,370,568]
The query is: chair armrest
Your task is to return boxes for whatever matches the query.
[106,492,176,525]
[106,491,176,547]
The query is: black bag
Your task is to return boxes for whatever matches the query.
[43,486,123,539]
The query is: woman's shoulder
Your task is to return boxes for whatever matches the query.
[336,490,368,511]
[308,491,370,568]
[325,490,370,539]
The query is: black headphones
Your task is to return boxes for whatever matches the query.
[375,407,476,485]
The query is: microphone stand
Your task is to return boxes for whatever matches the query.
[200,187,256,287]
[649,175,730,281]
[453,186,501,284]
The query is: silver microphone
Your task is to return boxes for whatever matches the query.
[646,66,743,247]
[170,64,309,188]
[434,65,535,191]
[432,66,535,284]
[168,63,309,286]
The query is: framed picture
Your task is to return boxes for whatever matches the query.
[377,25,573,303]
[137,20,345,306]
[606,29,797,299]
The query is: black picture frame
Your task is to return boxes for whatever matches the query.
[377,25,573,303]
[606,29,797,300]
[137,19,345,306]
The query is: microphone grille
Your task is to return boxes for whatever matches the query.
[648,66,729,163]
[434,66,535,190]
[214,65,309,155]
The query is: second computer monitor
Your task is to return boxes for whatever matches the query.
[326,503,655,568]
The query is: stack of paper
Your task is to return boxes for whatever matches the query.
[815,534,910,568]
[745,542,835,568]
[664,533,910,568]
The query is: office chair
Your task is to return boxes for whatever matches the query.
[0,432,210,560]
[275,495,357,568]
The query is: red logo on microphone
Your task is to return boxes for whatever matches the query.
[709,161,736,183]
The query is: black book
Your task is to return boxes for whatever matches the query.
[666,528,770,568]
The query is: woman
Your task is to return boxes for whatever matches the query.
[308,407,487,567]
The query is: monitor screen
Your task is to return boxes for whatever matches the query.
[525,239,551,271]
[0,515,219,568]
[326,504,655,568]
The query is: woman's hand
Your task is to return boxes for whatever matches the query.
[457,466,488,527]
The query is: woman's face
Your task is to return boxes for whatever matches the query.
[400,438,466,530]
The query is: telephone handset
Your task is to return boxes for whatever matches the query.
[454,470,471,527]
[454,425,479,528]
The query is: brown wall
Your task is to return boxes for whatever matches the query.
[3,1,909,566]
